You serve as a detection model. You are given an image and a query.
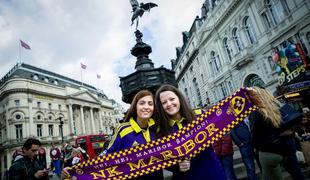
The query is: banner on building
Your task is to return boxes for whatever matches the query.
[272,42,308,85]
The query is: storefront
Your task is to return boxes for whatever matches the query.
[273,39,310,111]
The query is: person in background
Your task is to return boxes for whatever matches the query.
[76,144,89,161]
[295,114,310,142]
[37,147,47,169]
[230,117,257,180]
[213,133,237,180]
[11,148,23,164]
[71,148,83,166]
[9,138,48,180]
[155,84,226,180]
[249,87,305,180]
[62,141,73,168]
[49,142,62,177]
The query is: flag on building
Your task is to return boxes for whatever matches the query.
[80,62,87,69]
[20,40,31,50]
[97,74,101,79]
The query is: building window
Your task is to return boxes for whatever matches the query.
[37,102,41,108]
[37,124,43,137]
[59,125,62,136]
[232,28,243,51]
[44,77,49,83]
[262,12,272,29]
[184,88,191,105]
[48,103,52,109]
[48,116,53,121]
[223,38,232,61]
[15,114,22,120]
[37,115,41,120]
[220,83,228,98]
[48,125,54,136]
[210,51,221,73]
[15,124,23,139]
[15,100,20,107]
[193,78,202,107]
[228,81,234,93]
[244,16,257,44]
[205,91,210,105]
[265,0,288,25]
[268,56,275,71]
[33,74,39,80]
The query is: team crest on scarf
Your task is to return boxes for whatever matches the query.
[227,96,245,116]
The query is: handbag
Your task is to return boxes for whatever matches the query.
[279,103,303,131]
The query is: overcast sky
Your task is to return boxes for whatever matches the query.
[0,0,204,107]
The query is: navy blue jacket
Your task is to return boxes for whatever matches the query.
[230,120,251,147]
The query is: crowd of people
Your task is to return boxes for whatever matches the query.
[5,139,88,180]
[7,85,310,180]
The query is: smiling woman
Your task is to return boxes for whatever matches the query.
[103,90,164,180]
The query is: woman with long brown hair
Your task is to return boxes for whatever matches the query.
[249,87,304,180]
[155,84,226,180]
[105,90,163,180]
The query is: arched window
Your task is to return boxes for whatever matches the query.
[244,16,257,44]
[33,74,39,80]
[193,78,202,107]
[244,74,266,88]
[232,28,243,51]
[265,0,288,25]
[223,38,232,61]
[262,12,272,29]
[210,51,221,73]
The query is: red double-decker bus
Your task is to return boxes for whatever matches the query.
[75,134,109,159]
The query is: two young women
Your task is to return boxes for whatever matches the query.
[106,85,226,179]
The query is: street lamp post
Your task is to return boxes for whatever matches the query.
[59,117,64,143]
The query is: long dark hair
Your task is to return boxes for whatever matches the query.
[155,85,194,136]
[124,90,154,122]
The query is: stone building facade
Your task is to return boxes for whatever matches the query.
[173,0,310,108]
[0,63,124,174]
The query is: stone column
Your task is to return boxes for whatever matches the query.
[28,97,34,137]
[99,110,103,133]
[68,104,74,135]
[90,108,96,133]
[6,150,12,169]
[80,106,86,134]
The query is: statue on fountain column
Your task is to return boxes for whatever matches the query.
[129,0,158,29]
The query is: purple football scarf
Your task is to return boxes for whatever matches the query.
[67,88,257,179]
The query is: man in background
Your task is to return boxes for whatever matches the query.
[9,138,48,180]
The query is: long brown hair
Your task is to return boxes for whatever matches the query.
[124,90,154,122]
[155,84,194,136]
[249,87,282,128]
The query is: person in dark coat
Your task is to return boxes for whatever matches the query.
[230,118,257,180]
[249,87,305,180]
[9,138,48,180]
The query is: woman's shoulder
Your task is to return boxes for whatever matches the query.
[114,122,131,133]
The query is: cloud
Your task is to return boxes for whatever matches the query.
[0,0,204,107]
